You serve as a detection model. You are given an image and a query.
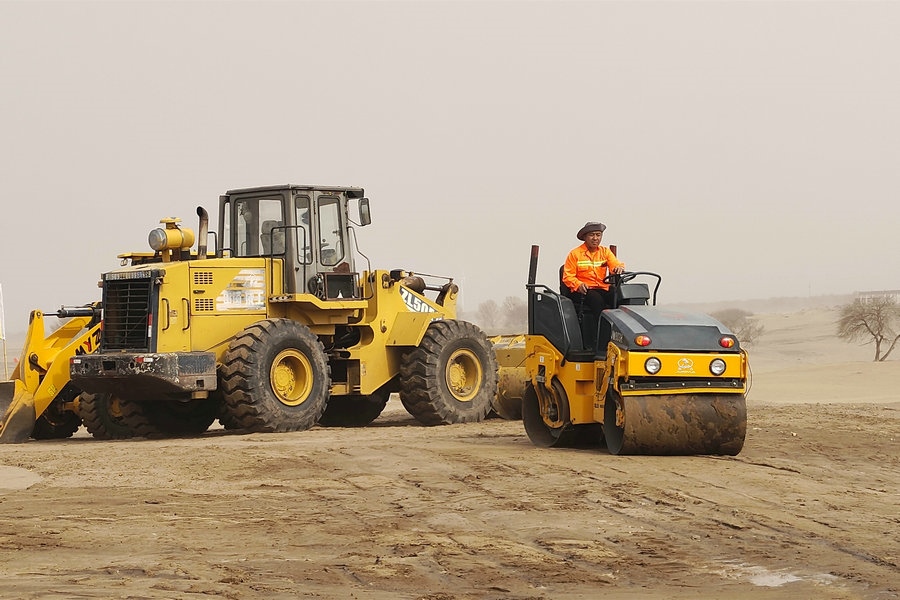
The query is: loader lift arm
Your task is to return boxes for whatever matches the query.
[0,304,102,443]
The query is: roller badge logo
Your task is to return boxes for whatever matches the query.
[400,288,437,313]
[677,358,695,374]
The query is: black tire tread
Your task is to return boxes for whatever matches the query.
[80,392,155,439]
[31,386,82,440]
[318,388,390,427]
[220,319,330,433]
[398,319,498,426]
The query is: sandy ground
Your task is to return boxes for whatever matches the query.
[1,308,898,600]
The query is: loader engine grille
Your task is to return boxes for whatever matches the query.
[102,273,155,351]
[194,271,213,285]
[195,298,215,312]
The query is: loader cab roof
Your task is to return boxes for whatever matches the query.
[225,184,365,198]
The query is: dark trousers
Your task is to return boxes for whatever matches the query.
[581,288,615,314]
[574,288,615,351]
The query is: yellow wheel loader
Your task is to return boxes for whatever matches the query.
[56,184,499,438]
[506,245,747,455]
[0,306,101,443]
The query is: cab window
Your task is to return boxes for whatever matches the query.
[235,196,284,257]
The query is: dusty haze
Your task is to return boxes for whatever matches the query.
[1,1,899,336]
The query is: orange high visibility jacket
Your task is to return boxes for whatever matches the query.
[562,243,625,292]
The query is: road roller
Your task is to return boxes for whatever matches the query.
[504,245,748,455]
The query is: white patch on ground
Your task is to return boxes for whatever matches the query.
[0,466,42,492]
[714,561,839,588]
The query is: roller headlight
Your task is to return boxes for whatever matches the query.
[709,358,727,376]
[644,357,662,374]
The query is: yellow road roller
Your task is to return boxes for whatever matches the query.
[502,245,748,455]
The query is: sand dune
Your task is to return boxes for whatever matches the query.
[745,307,900,406]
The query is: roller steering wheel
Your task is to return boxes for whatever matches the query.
[603,271,640,285]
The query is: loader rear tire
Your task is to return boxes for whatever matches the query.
[214,388,243,430]
[80,392,146,439]
[399,320,498,426]
[318,388,390,427]
[220,319,330,433]
[84,394,215,440]
[141,398,218,436]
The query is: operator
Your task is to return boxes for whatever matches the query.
[562,221,625,315]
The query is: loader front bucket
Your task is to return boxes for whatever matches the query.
[491,334,527,420]
[0,381,37,444]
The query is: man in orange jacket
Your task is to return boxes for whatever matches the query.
[562,221,625,318]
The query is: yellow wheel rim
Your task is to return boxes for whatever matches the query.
[445,348,483,402]
[108,395,124,419]
[270,349,314,407]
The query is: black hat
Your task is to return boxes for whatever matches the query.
[577,221,607,241]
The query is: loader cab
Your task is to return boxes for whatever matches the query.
[218,185,370,297]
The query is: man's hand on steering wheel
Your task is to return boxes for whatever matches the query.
[603,269,636,285]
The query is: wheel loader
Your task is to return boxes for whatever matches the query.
[1,184,498,442]
[498,245,748,455]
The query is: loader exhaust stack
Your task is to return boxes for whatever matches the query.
[197,206,209,259]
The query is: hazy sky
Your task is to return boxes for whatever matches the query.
[1,0,898,337]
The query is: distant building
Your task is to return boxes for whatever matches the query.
[854,290,900,304]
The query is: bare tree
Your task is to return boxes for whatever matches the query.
[475,299,501,334]
[710,308,764,345]
[499,296,527,333]
[836,297,900,361]
[462,297,527,335]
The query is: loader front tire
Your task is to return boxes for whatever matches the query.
[31,387,82,439]
[399,320,498,425]
[31,408,82,440]
[220,319,330,433]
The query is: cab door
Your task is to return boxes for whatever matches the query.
[294,191,355,297]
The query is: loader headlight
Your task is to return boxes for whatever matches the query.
[709,358,727,376]
[644,357,662,374]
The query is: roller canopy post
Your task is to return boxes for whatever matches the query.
[528,245,539,286]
